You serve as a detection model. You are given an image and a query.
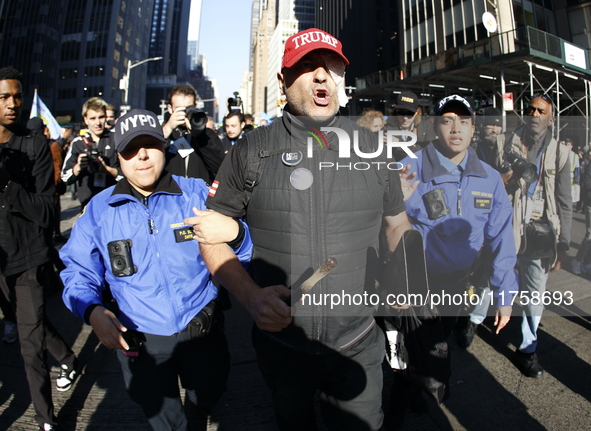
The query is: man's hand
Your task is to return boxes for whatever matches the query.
[88,305,130,350]
[501,168,514,186]
[73,153,89,176]
[551,248,567,272]
[399,164,419,201]
[245,285,293,332]
[184,208,239,245]
[162,106,190,138]
[494,305,512,334]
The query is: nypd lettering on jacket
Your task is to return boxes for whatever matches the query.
[118,114,159,134]
[292,31,338,49]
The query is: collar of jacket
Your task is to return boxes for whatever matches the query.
[282,105,342,151]
[107,171,182,204]
[421,141,488,183]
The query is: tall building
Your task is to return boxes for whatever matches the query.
[315,0,400,94]
[250,1,261,72]
[145,0,191,113]
[252,0,277,120]
[0,0,68,116]
[0,0,155,122]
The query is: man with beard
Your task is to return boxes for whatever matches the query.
[500,94,571,378]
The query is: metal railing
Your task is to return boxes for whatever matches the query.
[355,27,590,91]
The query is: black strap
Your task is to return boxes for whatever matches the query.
[243,127,292,204]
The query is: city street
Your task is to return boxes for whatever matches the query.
[1,194,590,430]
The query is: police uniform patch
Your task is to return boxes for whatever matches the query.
[174,227,195,243]
[474,197,492,209]
[282,151,303,167]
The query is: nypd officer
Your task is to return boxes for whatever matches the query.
[399,95,517,337]
[60,109,253,431]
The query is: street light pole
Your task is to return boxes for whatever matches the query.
[119,56,162,114]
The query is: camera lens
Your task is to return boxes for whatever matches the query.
[113,257,126,270]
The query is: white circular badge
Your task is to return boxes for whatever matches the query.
[290,168,314,190]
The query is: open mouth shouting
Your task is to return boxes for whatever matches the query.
[314,88,330,106]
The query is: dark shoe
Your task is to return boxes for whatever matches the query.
[512,350,544,378]
[456,318,478,348]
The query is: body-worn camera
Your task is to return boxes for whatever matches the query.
[184,106,207,134]
[422,188,451,220]
[500,150,537,184]
[107,239,137,277]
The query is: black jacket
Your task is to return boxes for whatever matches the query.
[61,130,120,206]
[0,127,55,276]
[165,128,225,184]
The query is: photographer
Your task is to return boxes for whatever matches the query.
[61,97,121,207]
[163,84,224,183]
[60,109,252,430]
[220,110,245,153]
[499,94,571,378]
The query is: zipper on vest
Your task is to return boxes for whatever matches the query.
[457,188,462,217]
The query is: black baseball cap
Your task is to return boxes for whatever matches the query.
[114,109,166,153]
[482,107,502,126]
[393,91,419,113]
[27,117,46,134]
[436,95,475,117]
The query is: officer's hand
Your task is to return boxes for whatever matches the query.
[246,285,293,332]
[88,305,130,350]
[73,153,89,176]
[494,305,512,334]
[551,249,567,272]
[185,207,239,245]
[399,164,419,202]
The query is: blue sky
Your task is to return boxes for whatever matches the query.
[194,0,253,108]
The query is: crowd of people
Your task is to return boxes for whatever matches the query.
[0,26,584,431]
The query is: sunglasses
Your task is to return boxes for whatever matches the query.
[395,110,415,118]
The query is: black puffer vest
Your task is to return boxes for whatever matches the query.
[246,112,388,353]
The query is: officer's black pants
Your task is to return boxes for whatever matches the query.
[117,321,230,431]
[1,265,76,427]
[252,325,385,431]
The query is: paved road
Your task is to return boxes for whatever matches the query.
[1,194,590,430]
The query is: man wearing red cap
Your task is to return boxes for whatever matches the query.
[190,28,411,430]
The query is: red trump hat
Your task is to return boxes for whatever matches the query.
[281,28,349,70]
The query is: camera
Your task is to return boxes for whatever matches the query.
[500,150,537,184]
[422,188,451,220]
[227,91,243,113]
[107,239,137,277]
[82,133,102,174]
[184,106,207,134]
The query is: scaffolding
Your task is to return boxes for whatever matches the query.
[352,26,591,146]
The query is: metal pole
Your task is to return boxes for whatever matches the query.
[500,64,506,132]
[555,70,560,141]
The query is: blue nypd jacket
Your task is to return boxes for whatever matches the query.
[61,173,252,336]
[401,142,518,306]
